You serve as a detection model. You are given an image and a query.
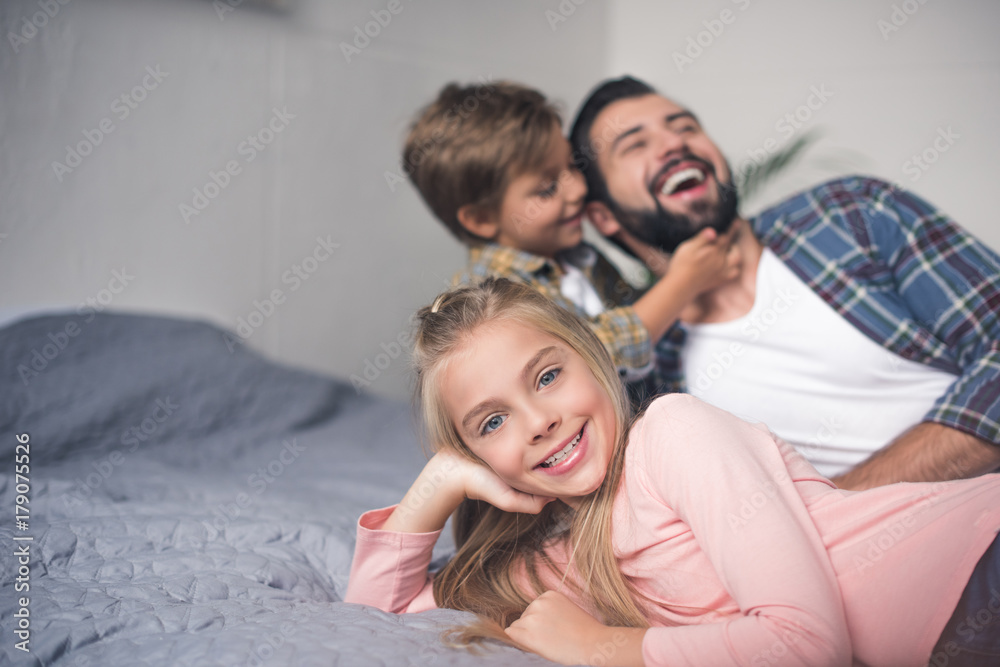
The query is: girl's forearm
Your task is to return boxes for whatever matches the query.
[383,453,466,533]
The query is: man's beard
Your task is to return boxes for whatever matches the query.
[606,157,740,254]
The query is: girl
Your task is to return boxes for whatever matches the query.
[345,278,1000,666]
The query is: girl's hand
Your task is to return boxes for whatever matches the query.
[452,452,555,515]
[385,451,554,534]
[670,226,742,296]
[505,591,646,666]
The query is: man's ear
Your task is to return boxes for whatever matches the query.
[456,204,499,241]
[586,201,621,237]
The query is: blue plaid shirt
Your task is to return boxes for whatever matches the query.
[650,176,1000,445]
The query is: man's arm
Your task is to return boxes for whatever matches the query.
[824,179,1000,489]
[831,422,1000,491]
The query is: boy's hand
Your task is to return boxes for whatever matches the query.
[631,224,743,342]
[506,591,646,666]
[670,225,742,297]
[629,238,673,279]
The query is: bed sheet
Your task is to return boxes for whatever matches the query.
[0,312,558,666]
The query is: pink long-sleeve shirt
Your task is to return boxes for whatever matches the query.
[345,394,1000,666]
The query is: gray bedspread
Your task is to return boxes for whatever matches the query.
[0,313,559,666]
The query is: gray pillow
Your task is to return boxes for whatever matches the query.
[0,312,351,464]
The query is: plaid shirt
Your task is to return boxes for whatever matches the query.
[650,176,1000,445]
[452,243,650,378]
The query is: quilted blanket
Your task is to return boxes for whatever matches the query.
[0,313,558,666]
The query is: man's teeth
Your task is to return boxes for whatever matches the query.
[661,167,705,195]
[541,432,582,468]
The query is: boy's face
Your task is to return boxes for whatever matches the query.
[491,129,588,258]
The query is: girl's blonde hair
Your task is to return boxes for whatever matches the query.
[412,277,649,644]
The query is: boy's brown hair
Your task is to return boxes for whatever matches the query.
[403,81,562,245]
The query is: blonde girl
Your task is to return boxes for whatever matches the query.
[345,278,1000,666]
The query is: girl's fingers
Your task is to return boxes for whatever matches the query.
[466,465,556,514]
[503,489,555,514]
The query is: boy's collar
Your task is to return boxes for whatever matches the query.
[469,242,597,276]
[556,244,598,270]
[469,242,554,274]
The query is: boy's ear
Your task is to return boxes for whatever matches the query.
[586,201,621,237]
[456,204,499,241]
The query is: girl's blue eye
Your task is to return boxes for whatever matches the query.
[539,369,560,387]
[482,414,505,434]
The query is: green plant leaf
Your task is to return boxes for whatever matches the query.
[737,130,821,200]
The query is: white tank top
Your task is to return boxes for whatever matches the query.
[680,248,957,478]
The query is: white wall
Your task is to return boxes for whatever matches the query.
[602,0,1000,250]
[0,0,608,399]
[2,0,996,400]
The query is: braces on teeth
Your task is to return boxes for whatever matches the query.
[541,431,582,468]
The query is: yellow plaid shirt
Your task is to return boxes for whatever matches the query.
[452,243,653,379]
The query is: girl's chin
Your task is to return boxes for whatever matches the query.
[558,484,605,511]
[536,477,608,509]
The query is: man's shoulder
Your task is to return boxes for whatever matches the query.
[753,175,896,218]
[749,175,902,237]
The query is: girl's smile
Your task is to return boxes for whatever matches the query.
[440,319,616,508]
[534,421,588,475]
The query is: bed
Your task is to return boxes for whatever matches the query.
[0,312,559,666]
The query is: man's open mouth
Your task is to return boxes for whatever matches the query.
[653,159,713,197]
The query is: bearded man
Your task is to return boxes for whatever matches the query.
[570,76,1000,490]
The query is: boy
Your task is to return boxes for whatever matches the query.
[403,81,737,397]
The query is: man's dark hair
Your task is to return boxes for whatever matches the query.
[569,76,657,204]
